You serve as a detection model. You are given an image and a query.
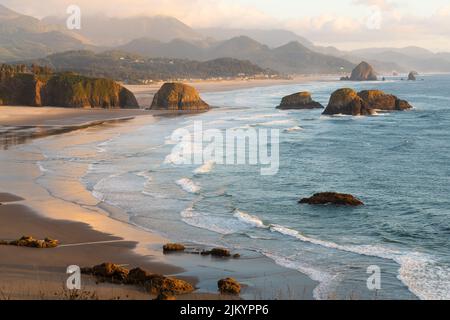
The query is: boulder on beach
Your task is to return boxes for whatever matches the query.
[276,91,323,110]
[344,61,378,81]
[150,82,209,111]
[322,88,413,116]
[82,263,194,296]
[299,192,364,206]
[145,274,194,295]
[8,236,59,248]
[218,278,241,295]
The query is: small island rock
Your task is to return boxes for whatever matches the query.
[276,92,323,110]
[299,192,364,206]
[341,61,378,81]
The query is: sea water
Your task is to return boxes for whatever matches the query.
[36,75,450,299]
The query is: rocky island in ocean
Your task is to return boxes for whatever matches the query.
[150,82,210,111]
[0,64,139,108]
[340,61,378,81]
[322,88,413,116]
[276,91,323,110]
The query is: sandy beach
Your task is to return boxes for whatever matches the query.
[0,78,319,300]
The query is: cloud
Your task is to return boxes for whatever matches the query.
[2,0,450,51]
[353,0,395,11]
[1,0,274,28]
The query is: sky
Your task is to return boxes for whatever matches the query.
[2,0,450,51]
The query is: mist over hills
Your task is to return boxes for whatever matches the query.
[1,4,450,75]
[42,14,204,46]
[118,36,355,74]
[197,28,314,49]
[20,50,278,83]
[0,4,91,61]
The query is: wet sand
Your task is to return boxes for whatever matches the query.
[0,81,318,300]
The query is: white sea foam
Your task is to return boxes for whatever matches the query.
[136,171,153,189]
[176,178,200,194]
[263,251,337,300]
[283,126,303,132]
[37,161,50,173]
[230,207,448,300]
[254,119,296,127]
[180,205,239,235]
[194,160,216,174]
[233,209,267,229]
[268,224,449,300]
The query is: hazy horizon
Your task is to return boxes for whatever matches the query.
[2,0,450,52]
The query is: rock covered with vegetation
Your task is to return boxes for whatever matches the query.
[276,91,323,110]
[163,243,186,252]
[81,263,194,296]
[0,64,139,108]
[150,82,209,111]
[341,61,378,81]
[218,278,241,295]
[0,235,59,248]
[322,88,413,116]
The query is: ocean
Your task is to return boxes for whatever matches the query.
[34,75,450,299]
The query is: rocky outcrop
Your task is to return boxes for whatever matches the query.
[201,248,231,257]
[408,71,417,81]
[0,71,139,108]
[322,88,371,116]
[299,192,364,206]
[341,61,377,81]
[4,236,59,248]
[276,92,323,110]
[150,82,209,111]
[163,243,186,253]
[322,88,413,116]
[81,263,194,296]
[218,278,241,295]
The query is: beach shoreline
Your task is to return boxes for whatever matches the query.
[0,79,320,300]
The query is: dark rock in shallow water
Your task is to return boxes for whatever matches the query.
[322,88,413,116]
[163,243,185,253]
[276,91,323,110]
[201,247,232,257]
[218,278,241,295]
[150,82,209,111]
[299,192,364,206]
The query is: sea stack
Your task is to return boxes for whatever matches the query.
[408,71,418,81]
[341,61,378,81]
[322,88,413,116]
[150,82,209,111]
[276,91,323,110]
[0,69,139,108]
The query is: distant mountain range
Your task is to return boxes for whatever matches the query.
[118,36,355,74]
[1,4,450,75]
[0,4,91,61]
